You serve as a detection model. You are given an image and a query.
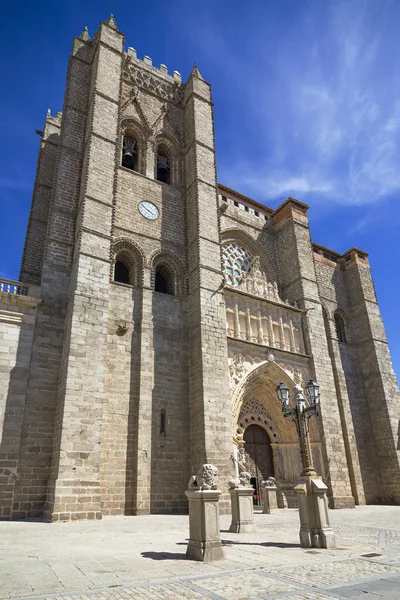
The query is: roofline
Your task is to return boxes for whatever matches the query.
[342,246,369,258]
[313,243,369,259]
[217,183,274,214]
[312,243,341,258]
[272,196,310,215]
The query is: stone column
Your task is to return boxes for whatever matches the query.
[295,476,336,549]
[185,465,225,562]
[12,28,93,520]
[45,16,125,521]
[272,199,355,509]
[229,485,256,533]
[183,66,233,510]
[132,268,154,514]
[343,249,400,503]
[262,480,278,514]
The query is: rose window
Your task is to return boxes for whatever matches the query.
[222,243,254,286]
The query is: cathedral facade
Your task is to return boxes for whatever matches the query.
[0,16,399,521]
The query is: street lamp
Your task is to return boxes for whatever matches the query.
[276,380,320,478]
[275,379,336,549]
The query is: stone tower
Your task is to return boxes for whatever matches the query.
[7,15,232,520]
[0,15,399,522]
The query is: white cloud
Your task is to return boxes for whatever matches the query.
[214,0,400,209]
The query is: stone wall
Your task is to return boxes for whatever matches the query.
[0,285,41,519]
[1,15,399,521]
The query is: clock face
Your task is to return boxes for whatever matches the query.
[138,201,159,221]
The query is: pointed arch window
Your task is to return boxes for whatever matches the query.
[122,135,138,171]
[222,243,254,286]
[334,312,348,344]
[156,144,171,184]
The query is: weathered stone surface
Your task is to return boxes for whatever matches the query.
[0,16,399,521]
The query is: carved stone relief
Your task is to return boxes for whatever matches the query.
[225,291,304,354]
[124,59,184,105]
[228,353,309,393]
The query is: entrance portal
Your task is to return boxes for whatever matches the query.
[243,424,274,506]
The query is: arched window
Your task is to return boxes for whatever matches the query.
[222,242,254,286]
[155,266,173,294]
[114,259,130,284]
[122,135,138,171]
[156,144,171,184]
[334,312,348,344]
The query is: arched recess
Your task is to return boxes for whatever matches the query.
[153,134,180,187]
[120,119,147,175]
[232,359,323,507]
[221,228,278,287]
[334,308,350,344]
[150,250,184,296]
[111,238,145,287]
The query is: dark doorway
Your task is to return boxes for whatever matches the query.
[243,424,274,505]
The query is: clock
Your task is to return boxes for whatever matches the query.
[138,201,159,221]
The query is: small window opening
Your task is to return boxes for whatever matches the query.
[155,269,171,294]
[122,136,137,171]
[234,201,239,207]
[265,214,269,221]
[335,312,347,344]
[160,409,166,436]
[245,205,249,212]
[114,260,130,284]
[254,210,259,217]
[156,147,171,184]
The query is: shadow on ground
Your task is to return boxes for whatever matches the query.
[221,540,299,548]
[141,551,188,561]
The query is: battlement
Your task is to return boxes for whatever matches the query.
[125,47,182,82]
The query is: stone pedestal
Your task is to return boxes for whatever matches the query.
[185,489,225,561]
[262,484,278,514]
[229,487,257,533]
[294,477,336,549]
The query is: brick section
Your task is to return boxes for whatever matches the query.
[20,114,62,285]
[0,288,41,518]
[100,284,141,516]
[45,21,125,521]
[314,256,379,505]
[184,69,233,512]
[2,17,399,522]
[9,34,93,520]
[272,200,355,508]
[344,251,400,502]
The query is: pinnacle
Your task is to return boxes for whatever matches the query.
[190,62,204,80]
[78,26,91,42]
[105,14,118,30]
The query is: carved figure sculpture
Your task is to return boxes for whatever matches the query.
[239,471,252,487]
[228,470,252,489]
[262,476,276,488]
[196,464,219,490]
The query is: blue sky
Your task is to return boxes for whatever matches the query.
[1,0,399,381]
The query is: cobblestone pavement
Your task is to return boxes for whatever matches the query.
[1,506,400,599]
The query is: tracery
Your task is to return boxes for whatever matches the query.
[222,243,254,287]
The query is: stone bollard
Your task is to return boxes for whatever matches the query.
[294,477,336,549]
[262,477,278,514]
[185,464,225,562]
[228,472,257,533]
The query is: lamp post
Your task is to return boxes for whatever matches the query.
[276,380,320,478]
[275,380,336,549]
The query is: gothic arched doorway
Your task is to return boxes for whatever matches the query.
[243,424,274,505]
